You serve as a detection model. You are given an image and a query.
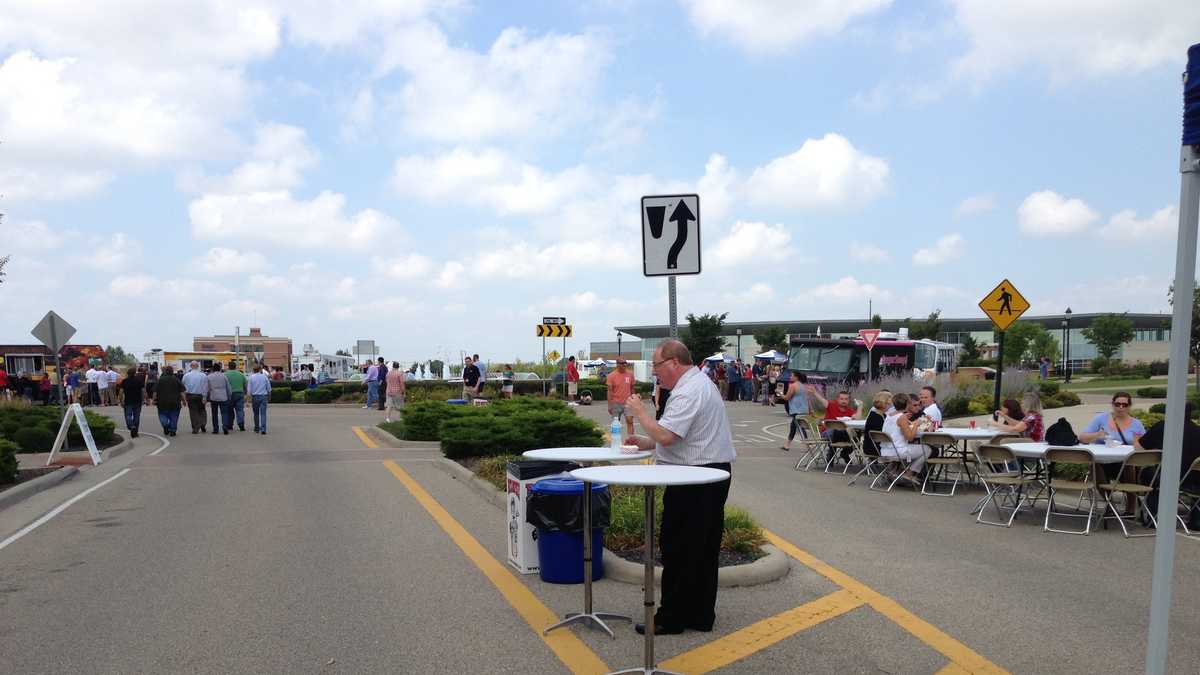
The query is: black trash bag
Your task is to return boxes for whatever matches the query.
[1045,418,1079,446]
[506,459,579,481]
[526,481,611,533]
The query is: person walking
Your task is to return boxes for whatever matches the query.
[153,365,183,436]
[207,362,232,434]
[0,363,9,402]
[461,356,481,403]
[623,339,736,635]
[225,361,248,432]
[384,360,406,422]
[182,361,209,434]
[376,357,389,411]
[606,358,637,439]
[248,364,272,434]
[364,360,381,409]
[94,364,110,406]
[566,356,580,403]
[145,363,159,405]
[121,366,145,438]
[65,368,80,405]
[106,365,121,406]
[726,359,742,402]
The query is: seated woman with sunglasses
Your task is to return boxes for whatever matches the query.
[1080,391,1147,490]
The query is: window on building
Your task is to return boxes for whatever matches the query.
[199,343,216,351]
[6,354,45,374]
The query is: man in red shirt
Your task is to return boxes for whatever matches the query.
[606,358,637,438]
[0,364,9,401]
[566,355,580,403]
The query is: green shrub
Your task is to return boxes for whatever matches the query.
[270,388,293,403]
[304,388,334,404]
[291,390,306,403]
[0,438,18,483]
[606,486,663,551]
[1132,409,1164,428]
[722,506,767,555]
[287,380,309,391]
[1149,403,1166,414]
[475,454,520,491]
[317,384,343,397]
[440,415,529,459]
[77,412,115,445]
[12,427,55,453]
[1136,387,1167,398]
[400,401,453,440]
[1056,391,1081,406]
[1038,381,1060,397]
[942,395,970,417]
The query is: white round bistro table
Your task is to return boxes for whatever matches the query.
[571,464,731,675]
[523,447,652,639]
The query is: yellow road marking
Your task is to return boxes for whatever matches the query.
[353,426,377,448]
[936,663,973,674]
[380,458,609,675]
[763,529,1009,674]
[660,589,863,674]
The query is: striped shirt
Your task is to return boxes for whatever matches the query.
[655,367,737,466]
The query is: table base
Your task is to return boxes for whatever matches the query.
[608,668,682,674]
[543,611,631,639]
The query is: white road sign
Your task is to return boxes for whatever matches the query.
[641,194,700,276]
[31,311,76,353]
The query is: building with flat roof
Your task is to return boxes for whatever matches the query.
[604,313,1172,368]
[193,327,293,372]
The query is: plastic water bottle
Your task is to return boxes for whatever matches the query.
[610,417,622,450]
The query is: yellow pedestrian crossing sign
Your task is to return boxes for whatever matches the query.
[537,324,572,338]
[978,279,1030,331]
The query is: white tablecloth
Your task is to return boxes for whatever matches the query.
[919,428,998,441]
[523,447,651,463]
[999,442,1135,464]
[571,464,729,487]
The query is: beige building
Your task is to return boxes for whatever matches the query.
[194,327,293,372]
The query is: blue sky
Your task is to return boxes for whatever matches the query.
[1,1,1195,365]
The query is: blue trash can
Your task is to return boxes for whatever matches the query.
[528,478,608,584]
[446,399,467,405]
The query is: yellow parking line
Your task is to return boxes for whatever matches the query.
[660,589,863,674]
[936,663,973,674]
[380,458,609,675]
[353,426,377,447]
[763,530,1009,674]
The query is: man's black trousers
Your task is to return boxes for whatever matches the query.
[656,462,732,631]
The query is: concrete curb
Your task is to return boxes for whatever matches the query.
[102,435,133,461]
[0,466,80,512]
[363,425,441,450]
[429,458,789,588]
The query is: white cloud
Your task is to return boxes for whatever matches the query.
[189,190,400,251]
[109,274,158,297]
[0,166,112,201]
[435,261,466,290]
[372,254,436,280]
[1099,205,1178,242]
[108,275,227,301]
[948,0,1200,82]
[1017,190,1099,237]
[709,221,794,269]
[721,282,776,306]
[376,23,612,143]
[912,233,966,266]
[806,276,891,303]
[391,148,594,216]
[745,133,889,210]
[195,247,270,276]
[849,242,889,263]
[680,0,892,53]
[955,193,996,218]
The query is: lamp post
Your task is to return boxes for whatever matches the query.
[616,330,622,359]
[1063,307,1073,382]
[736,328,742,361]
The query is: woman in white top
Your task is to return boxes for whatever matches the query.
[881,392,926,485]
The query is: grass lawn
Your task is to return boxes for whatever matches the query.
[1061,376,1194,392]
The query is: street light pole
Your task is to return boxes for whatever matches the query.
[736,328,742,361]
[1064,308,1073,382]
[616,330,622,359]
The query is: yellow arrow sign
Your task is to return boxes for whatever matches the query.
[536,324,573,338]
[978,278,1030,331]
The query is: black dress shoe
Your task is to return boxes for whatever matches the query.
[635,622,685,635]
[192,429,198,434]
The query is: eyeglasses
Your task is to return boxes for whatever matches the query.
[652,357,676,368]
[1113,401,1130,408]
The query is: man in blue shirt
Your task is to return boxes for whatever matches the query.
[181,361,209,434]
[248,364,272,435]
[726,359,742,402]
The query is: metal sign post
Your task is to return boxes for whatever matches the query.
[642,194,700,341]
[977,279,1030,413]
[1145,43,1200,675]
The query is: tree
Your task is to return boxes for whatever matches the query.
[335,348,351,356]
[959,334,982,359]
[997,321,1058,367]
[681,312,728,362]
[752,326,788,354]
[870,313,882,328]
[428,359,444,379]
[904,310,943,340]
[104,345,136,365]
[0,254,9,285]
[1168,281,1200,393]
[1081,313,1135,360]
